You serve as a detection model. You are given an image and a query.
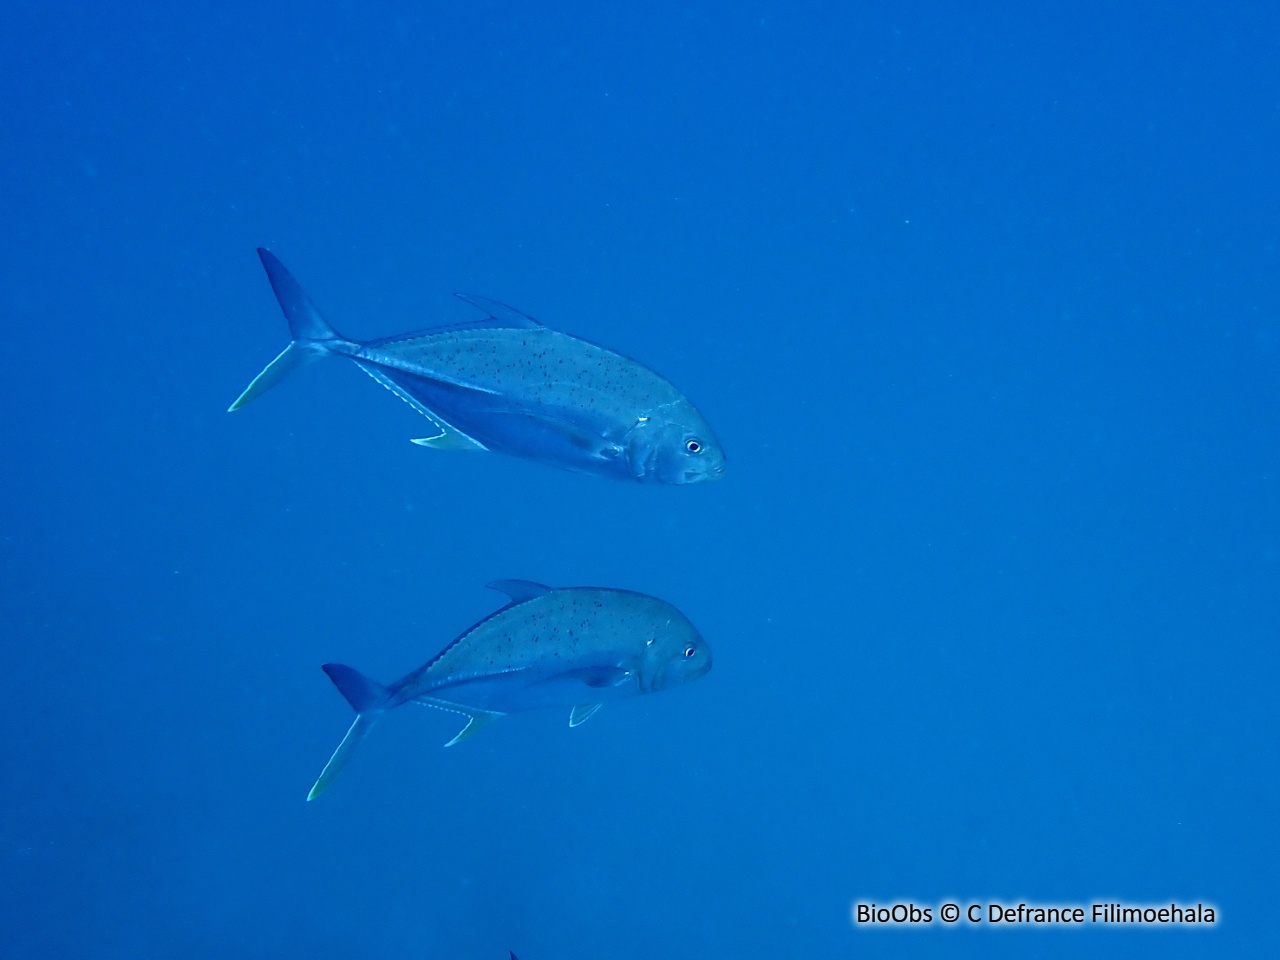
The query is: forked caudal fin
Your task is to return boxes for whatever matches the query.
[228,249,349,412]
[307,663,393,801]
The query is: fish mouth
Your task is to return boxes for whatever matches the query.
[692,652,713,680]
[684,461,727,483]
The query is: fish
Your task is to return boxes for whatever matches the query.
[307,579,712,799]
[230,249,726,484]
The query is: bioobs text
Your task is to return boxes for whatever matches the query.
[854,903,933,925]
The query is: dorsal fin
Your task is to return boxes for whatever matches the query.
[363,317,531,347]
[360,295,543,349]
[485,579,552,603]
[454,293,544,329]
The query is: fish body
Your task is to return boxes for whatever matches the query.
[307,580,711,799]
[231,249,726,484]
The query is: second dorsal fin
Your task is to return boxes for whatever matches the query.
[454,293,544,329]
[485,579,552,604]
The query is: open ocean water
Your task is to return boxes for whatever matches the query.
[2,2,1276,957]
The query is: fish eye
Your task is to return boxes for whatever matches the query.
[685,438,703,454]
[683,644,697,658]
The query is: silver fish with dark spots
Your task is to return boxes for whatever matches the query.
[230,249,726,484]
[307,579,712,799]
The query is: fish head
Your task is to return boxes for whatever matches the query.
[639,610,714,692]
[625,405,726,484]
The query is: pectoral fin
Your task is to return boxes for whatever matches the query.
[561,665,631,688]
[569,703,603,727]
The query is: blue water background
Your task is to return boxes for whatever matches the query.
[2,2,1276,957]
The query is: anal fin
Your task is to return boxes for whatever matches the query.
[444,712,499,747]
[411,429,486,451]
[353,360,488,451]
[569,703,603,728]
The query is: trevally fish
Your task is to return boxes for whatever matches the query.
[307,579,712,799]
[230,249,726,484]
